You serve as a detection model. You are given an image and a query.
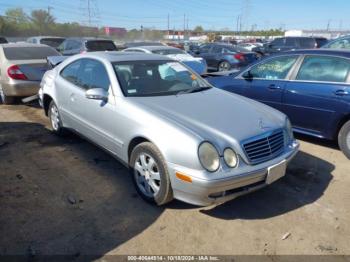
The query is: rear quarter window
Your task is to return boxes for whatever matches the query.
[3,46,60,60]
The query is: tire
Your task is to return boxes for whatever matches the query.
[218,61,231,72]
[48,100,65,136]
[0,85,15,104]
[129,142,173,205]
[338,120,350,159]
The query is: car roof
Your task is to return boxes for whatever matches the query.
[64,37,113,42]
[81,51,173,62]
[29,36,65,39]
[129,45,179,51]
[272,48,350,58]
[0,43,52,48]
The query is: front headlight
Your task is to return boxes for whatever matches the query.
[198,142,220,172]
[286,118,294,141]
[224,148,238,168]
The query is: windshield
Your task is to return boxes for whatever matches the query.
[152,49,186,55]
[3,46,60,60]
[40,38,65,48]
[113,60,210,97]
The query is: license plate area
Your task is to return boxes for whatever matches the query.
[266,160,287,184]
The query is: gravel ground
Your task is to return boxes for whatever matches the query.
[0,103,349,259]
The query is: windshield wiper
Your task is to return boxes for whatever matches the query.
[177,86,212,95]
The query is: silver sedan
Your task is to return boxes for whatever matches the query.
[39,52,299,206]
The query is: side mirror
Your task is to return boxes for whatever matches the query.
[85,88,108,101]
[242,70,253,80]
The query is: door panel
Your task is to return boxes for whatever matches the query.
[283,55,350,138]
[283,81,348,138]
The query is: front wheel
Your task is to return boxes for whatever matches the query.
[338,120,350,159]
[218,61,231,72]
[129,142,173,205]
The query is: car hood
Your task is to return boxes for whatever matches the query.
[129,88,286,146]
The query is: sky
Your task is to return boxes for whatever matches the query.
[0,0,350,31]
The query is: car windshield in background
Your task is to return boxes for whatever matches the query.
[3,46,60,60]
[85,41,117,51]
[113,60,210,97]
[152,49,186,55]
[40,38,65,48]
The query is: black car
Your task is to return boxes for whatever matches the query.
[57,38,117,55]
[192,43,258,72]
[0,37,8,44]
[253,37,318,55]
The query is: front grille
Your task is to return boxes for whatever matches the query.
[243,129,285,164]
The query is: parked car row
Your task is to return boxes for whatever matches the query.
[206,49,350,159]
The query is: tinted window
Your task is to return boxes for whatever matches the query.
[60,60,82,84]
[249,56,298,80]
[315,38,328,48]
[271,38,284,46]
[85,40,117,51]
[113,60,209,97]
[296,56,350,82]
[298,38,316,48]
[40,38,65,48]
[77,59,110,90]
[286,38,298,46]
[326,37,350,49]
[3,46,60,60]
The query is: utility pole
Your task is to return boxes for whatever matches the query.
[327,19,331,31]
[183,14,186,40]
[87,0,91,26]
[47,6,53,15]
[167,14,170,39]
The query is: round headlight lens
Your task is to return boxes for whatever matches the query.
[224,148,238,168]
[198,142,220,172]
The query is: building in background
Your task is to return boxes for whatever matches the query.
[285,30,350,39]
[104,27,127,38]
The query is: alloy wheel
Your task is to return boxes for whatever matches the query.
[50,104,60,131]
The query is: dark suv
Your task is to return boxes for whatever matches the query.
[253,37,318,55]
[57,38,117,55]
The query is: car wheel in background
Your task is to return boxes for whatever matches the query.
[0,85,15,104]
[129,142,173,205]
[338,120,350,159]
[48,100,65,136]
[218,61,231,72]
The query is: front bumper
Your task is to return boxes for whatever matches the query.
[168,141,299,206]
[1,81,40,97]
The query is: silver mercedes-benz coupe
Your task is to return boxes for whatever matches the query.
[39,51,299,206]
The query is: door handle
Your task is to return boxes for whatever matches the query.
[268,84,281,90]
[334,90,349,96]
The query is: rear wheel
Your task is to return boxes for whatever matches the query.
[129,142,173,205]
[338,120,350,159]
[48,100,65,136]
[218,61,231,72]
[0,85,15,104]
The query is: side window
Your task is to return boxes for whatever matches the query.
[70,40,81,50]
[296,56,350,83]
[77,59,110,90]
[286,38,297,46]
[249,56,298,80]
[212,46,223,53]
[60,60,82,84]
[200,44,211,53]
[327,38,350,49]
[271,38,284,46]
